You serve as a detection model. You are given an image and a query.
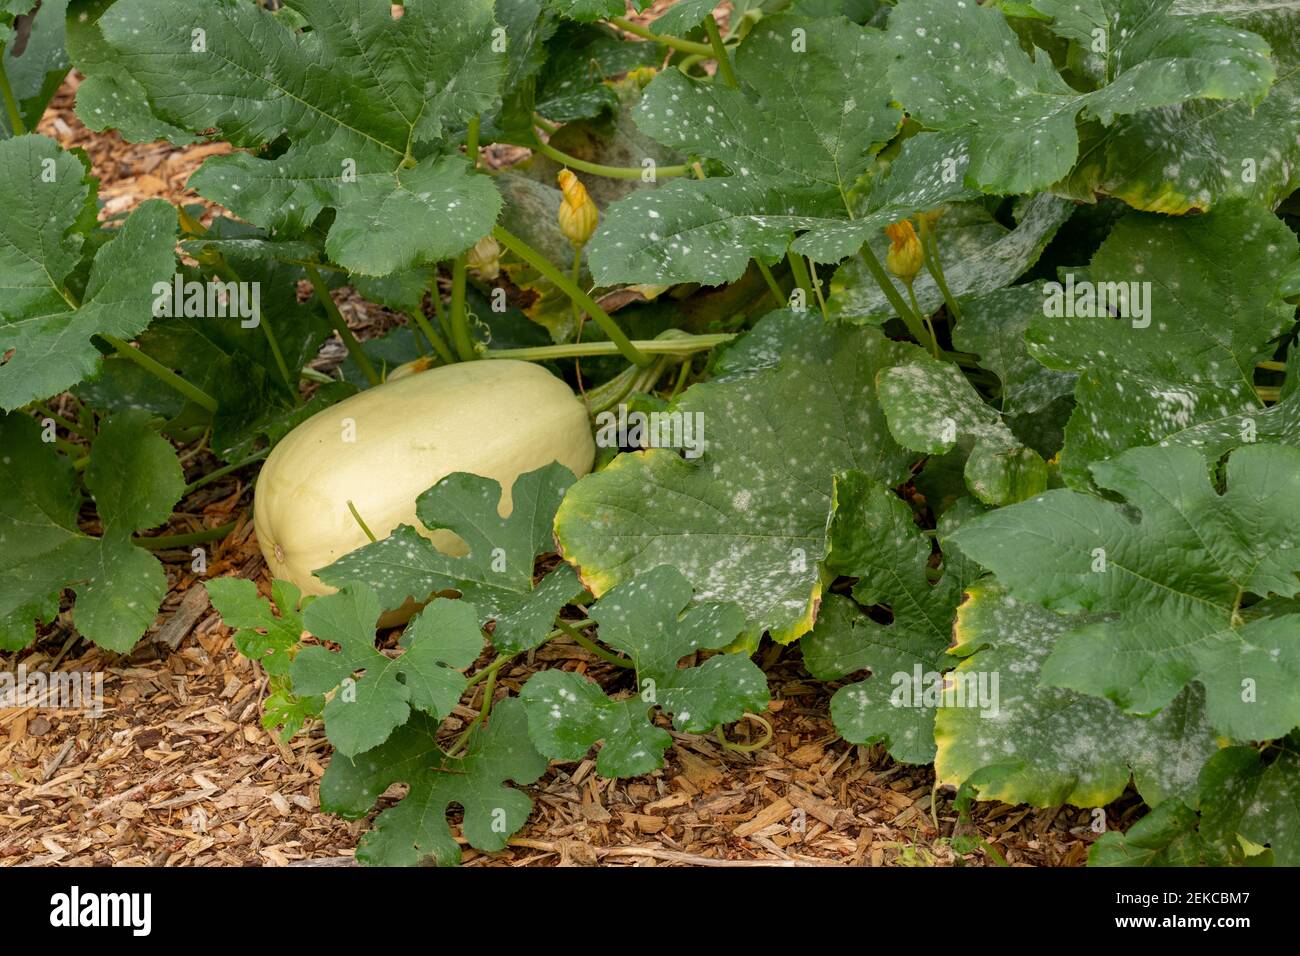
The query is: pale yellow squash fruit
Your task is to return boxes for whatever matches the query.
[254,360,594,614]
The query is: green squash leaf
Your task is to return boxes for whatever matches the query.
[205,577,323,740]
[1026,200,1300,487]
[1,0,70,139]
[877,351,1048,505]
[951,443,1300,742]
[1053,1,1300,213]
[521,565,766,777]
[887,0,1275,195]
[83,0,505,275]
[319,464,585,655]
[1088,798,1207,866]
[827,195,1073,325]
[320,699,547,866]
[0,409,184,652]
[291,589,484,757]
[802,478,980,763]
[555,314,914,644]
[0,135,178,410]
[935,580,1218,808]
[952,282,1078,418]
[588,15,965,286]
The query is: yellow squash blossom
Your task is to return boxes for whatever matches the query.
[558,169,599,247]
[885,220,924,283]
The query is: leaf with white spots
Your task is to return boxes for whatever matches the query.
[589,14,926,285]
[555,314,914,644]
[318,464,585,655]
[1052,0,1300,214]
[935,580,1218,808]
[802,477,980,763]
[291,588,484,758]
[319,699,547,866]
[1026,200,1300,487]
[1091,741,1300,866]
[878,351,1049,505]
[887,0,1275,195]
[0,409,184,652]
[80,0,504,275]
[952,282,1078,418]
[951,442,1300,742]
[520,566,767,778]
[827,195,1073,325]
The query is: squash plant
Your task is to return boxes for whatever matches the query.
[2,0,1299,867]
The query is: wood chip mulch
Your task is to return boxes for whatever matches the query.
[0,70,1126,868]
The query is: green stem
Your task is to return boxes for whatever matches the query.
[857,245,933,352]
[183,450,268,496]
[212,260,295,393]
[920,226,962,322]
[32,402,92,440]
[754,258,785,307]
[533,133,689,180]
[134,520,239,551]
[428,265,454,344]
[408,274,455,364]
[668,359,692,401]
[714,712,774,753]
[346,500,378,543]
[609,15,714,57]
[100,334,219,413]
[570,244,585,331]
[300,366,336,385]
[0,44,26,136]
[906,282,940,359]
[1258,360,1287,373]
[809,258,830,321]
[448,120,482,363]
[703,16,738,88]
[492,225,653,367]
[305,264,379,387]
[452,658,504,756]
[557,618,632,668]
[787,250,813,298]
[484,332,734,362]
[449,255,476,361]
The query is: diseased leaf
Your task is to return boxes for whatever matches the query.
[1026,201,1300,487]
[319,464,585,654]
[555,313,914,644]
[951,442,1300,741]
[935,580,1218,808]
[290,589,483,757]
[828,195,1073,325]
[952,282,1078,418]
[1198,744,1300,867]
[84,0,505,275]
[1055,1,1300,213]
[877,352,1048,505]
[887,0,1275,194]
[0,135,177,409]
[1089,798,1207,866]
[588,15,983,285]
[802,478,978,763]
[320,699,547,866]
[521,566,766,777]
